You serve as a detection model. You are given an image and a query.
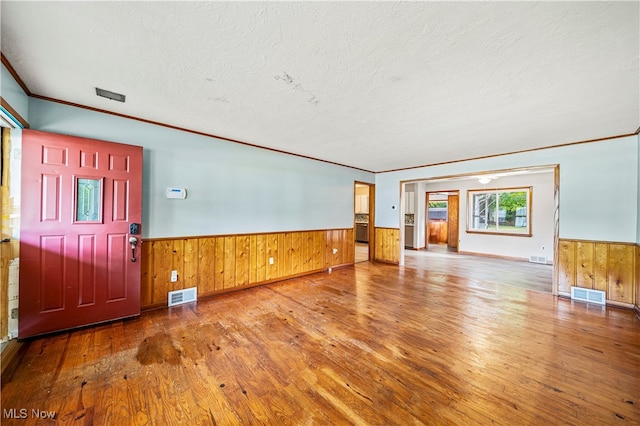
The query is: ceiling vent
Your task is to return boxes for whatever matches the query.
[95,87,126,102]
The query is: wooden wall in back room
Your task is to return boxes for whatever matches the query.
[140,228,354,309]
[557,238,636,307]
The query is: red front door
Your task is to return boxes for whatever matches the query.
[19,130,143,338]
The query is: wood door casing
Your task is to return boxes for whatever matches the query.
[354,181,375,261]
[1,127,17,340]
[19,130,143,338]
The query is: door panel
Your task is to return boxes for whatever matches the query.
[19,130,143,338]
[447,194,459,250]
[41,174,62,221]
[40,235,65,311]
[112,180,129,221]
[78,234,96,306]
[107,233,128,300]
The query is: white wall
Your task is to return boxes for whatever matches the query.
[1,63,29,124]
[415,182,427,248]
[377,135,638,244]
[28,98,374,238]
[637,134,640,243]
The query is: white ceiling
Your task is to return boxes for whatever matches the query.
[1,1,638,172]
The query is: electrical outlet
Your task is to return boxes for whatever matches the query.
[269,257,274,265]
[332,248,338,254]
[171,270,178,282]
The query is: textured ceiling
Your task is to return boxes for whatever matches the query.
[1,1,638,172]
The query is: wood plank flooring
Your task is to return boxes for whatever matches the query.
[405,245,553,293]
[355,242,369,264]
[2,258,639,425]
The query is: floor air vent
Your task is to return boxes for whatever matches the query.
[571,287,605,305]
[529,256,547,264]
[168,287,197,307]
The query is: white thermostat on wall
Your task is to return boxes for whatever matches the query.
[166,187,187,199]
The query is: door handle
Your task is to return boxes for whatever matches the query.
[129,237,138,262]
[1,238,10,243]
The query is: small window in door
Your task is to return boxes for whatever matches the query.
[74,176,103,223]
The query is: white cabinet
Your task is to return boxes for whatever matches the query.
[404,192,415,214]
[355,195,369,214]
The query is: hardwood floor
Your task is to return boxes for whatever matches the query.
[2,259,639,425]
[355,242,369,263]
[405,244,553,293]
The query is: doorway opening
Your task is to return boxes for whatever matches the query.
[354,182,374,263]
[399,166,558,295]
[426,191,459,252]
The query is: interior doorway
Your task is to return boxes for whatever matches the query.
[425,191,459,252]
[399,166,558,297]
[354,182,374,263]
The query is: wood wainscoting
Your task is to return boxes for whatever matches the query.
[428,220,448,245]
[140,229,354,309]
[558,238,636,307]
[637,244,640,316]
[374,227,400,264]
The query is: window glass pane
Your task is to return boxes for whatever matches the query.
[472,193,497,230]
[76,178,101,221]
[468,188,530,235]
[498,191,527,232]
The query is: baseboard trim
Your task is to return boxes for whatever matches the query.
[458,250,530,263]
[606,300,635,310]
[559,293,635,311]
[373,259,400,265]
[328,263,354,271]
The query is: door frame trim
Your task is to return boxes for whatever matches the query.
[354,181,375,262]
